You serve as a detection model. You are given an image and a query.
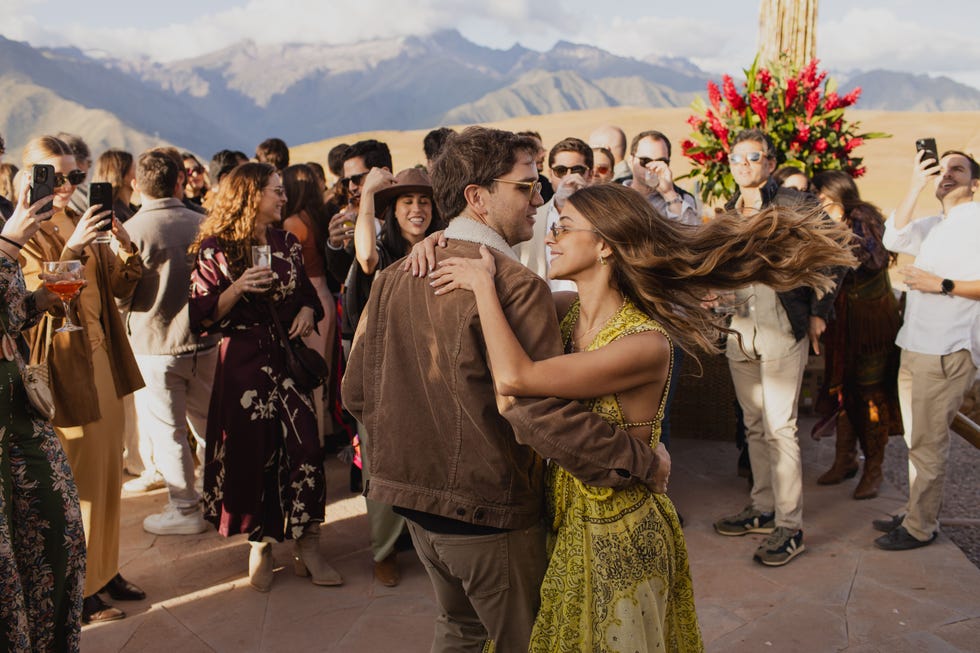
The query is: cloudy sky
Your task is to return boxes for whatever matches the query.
[3,0,980,87]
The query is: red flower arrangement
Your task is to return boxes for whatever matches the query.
[681,56,889,204]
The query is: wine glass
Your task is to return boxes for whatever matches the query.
[43,260,84,332]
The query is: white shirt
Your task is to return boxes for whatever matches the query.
[883,201,980,366]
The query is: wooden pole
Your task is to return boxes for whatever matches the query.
[758,0,818,69]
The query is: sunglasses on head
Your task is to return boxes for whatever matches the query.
[53,169,86,187]
[551,165,589,178]
[636,156,669,168]
[729,152,769,165]
[341,171,368,187]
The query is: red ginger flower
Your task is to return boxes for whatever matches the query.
[756,68,773,92]
[707,81,721,110]
[749,93,769,127]
[851,166,867,178]
[844,136,864,152]
[805,89,821,119]
[785,78,798,108]
[842,88,862,106]
[824,92,841,110]
[722,74,746,113]
[687,115,704,129]
[814,138,828,153]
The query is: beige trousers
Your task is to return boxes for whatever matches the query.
[897,349,977,541]
[729,338,808,530]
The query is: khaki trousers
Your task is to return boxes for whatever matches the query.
[897,349,976,541]
[729,338,808,530]
[357,421,406,561]
[406,520,547,653]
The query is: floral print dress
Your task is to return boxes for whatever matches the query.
[190,228,326,541]
[0,252,86,652]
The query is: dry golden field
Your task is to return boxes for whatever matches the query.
[291,106,980,218]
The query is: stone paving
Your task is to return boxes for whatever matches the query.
[82,418,980,652]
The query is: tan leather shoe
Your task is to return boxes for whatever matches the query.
[374,552,400,587]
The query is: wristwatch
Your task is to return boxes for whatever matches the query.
[940,279,955,296]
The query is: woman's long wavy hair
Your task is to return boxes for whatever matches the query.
[189,162,276,277]
[565,184,857,355]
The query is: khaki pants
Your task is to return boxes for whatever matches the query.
[406,520,547,653]
[728,338,808,530]
[357,421,405,561]
[897,349,976,541]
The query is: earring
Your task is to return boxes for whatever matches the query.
[598,255,606,266]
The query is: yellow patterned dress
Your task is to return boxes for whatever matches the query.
[529,299,703,653]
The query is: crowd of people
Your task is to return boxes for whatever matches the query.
[0,117,977,652]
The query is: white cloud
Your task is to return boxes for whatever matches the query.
[820,7,980,75]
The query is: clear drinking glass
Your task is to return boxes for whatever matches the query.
[43,260,84,332]
[251,245,271,268]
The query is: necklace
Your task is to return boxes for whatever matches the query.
[570,295,626,352]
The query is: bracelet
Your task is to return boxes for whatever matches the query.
[0,234,24,249]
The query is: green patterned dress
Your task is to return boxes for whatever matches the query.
[529,299,703,653]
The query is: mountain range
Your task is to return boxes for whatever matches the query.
[2,29,979,158]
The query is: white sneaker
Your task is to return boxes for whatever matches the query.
[143,504,209,535]
[122,472,165,493]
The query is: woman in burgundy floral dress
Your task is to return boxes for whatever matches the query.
[189,163,341,592]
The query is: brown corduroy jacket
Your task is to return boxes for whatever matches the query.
[21,215,145,427]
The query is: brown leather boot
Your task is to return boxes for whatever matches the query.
[854,425,887,500]
[817,412,859,485]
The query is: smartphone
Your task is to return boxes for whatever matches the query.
[29,164,56,217]
[915,138,939,173]
[89,182,114,231]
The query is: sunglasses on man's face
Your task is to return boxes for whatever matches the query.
[636,156,669,168]
[341,171,368,187]
[729,151,769,165]
[54,170,86,187]
[551,165,589,178]
[594,164,611,175]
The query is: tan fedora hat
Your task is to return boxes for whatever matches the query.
[374,167,433,217]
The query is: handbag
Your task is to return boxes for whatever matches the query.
[1,324,56,421]
[266,301,328,393]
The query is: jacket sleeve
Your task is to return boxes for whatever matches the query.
[107,242,143,300]
[496,270,659,489]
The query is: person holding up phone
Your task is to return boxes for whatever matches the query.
[875,147,980,551]
[18,135,147,624]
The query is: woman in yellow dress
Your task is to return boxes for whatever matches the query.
[429,183,853,652]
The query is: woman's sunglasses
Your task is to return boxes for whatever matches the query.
[53,169,86,187]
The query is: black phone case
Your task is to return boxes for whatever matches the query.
[89,182,114,230]
[29,164,56,215]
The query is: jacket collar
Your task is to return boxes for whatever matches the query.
[136,197,184,212]
[444,216,518,260]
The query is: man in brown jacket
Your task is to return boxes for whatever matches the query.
[343,126,669,652]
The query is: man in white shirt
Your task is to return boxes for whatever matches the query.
[513,137,593,292]
[875,149,980,550]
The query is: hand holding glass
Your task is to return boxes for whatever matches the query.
[43,260,84,332]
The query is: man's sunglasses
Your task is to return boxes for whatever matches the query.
[551,165,589,178]
[54,169,86,187]
[636,156,669,168]
[341,171,368,187]
[493,178,542,200]
[594,164,611,175]
[729,152,770,165]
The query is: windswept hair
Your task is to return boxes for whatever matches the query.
[189,162,276,277]
[566,184,856,355]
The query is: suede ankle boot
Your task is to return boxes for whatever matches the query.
[817,412,859,485]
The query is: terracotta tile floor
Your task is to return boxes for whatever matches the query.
[83,419,980,652]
